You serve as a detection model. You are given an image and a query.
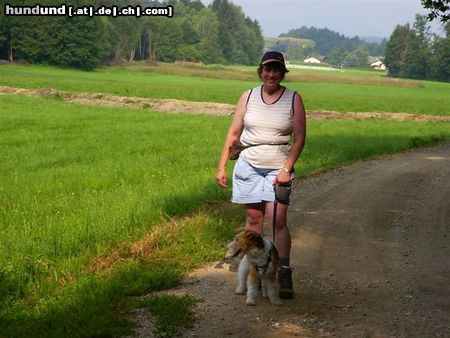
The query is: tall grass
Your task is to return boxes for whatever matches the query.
[0,90,449,335]
[0,94,239,336]
[1,63,449,115]
[0,94,229,289]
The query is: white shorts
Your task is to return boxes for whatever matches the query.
[231,157,294,204]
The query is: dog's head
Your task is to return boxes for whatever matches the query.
[227,229,265,257]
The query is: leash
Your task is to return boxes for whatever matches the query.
[272,200,277,247]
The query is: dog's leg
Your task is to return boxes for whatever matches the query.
[235,255,249,295]
[246,267,259,305]
[266,276,282,305]
[261,279,268,298]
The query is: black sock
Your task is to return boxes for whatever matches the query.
[279,258,290,267]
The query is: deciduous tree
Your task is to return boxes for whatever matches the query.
[421,0,450,22]
[384,24,411,77]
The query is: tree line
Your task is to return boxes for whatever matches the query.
[280,26,386,57]
[277,26,387,68]
[1,0,448,82]
[384,15,450,82]
[0,0,264,70]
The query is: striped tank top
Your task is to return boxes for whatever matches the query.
[240,85,296,169]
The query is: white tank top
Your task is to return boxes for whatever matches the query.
[240,85,296,169]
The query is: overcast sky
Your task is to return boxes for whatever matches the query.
[201,0,445,39]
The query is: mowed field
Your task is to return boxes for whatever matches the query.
[0,63,449,336]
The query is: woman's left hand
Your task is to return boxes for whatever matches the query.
[273,170,291,185]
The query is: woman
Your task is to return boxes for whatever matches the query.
[216,51,306,299]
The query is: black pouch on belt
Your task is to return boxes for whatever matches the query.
[274,184,292,205]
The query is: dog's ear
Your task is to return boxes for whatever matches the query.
[250,233,265,249]
[242,229,265,249]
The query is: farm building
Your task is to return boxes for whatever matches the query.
[303,55,327,64]
[368,56,386,70]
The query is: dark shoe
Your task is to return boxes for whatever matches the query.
[278,266,294,299]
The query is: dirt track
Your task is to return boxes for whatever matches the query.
[132,142,450,337]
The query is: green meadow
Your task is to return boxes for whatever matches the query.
[1,63,449,115]
[0,63,449,336]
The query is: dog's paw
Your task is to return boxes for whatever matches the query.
[246,298,257,306]
[235,287,246,295]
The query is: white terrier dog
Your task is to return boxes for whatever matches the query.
[228,229,282,306]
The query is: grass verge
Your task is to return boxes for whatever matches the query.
[0,202,243,337]
[134,295,198,337]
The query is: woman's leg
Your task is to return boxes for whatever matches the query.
[265,201,294,299]
[245,203,265,234]
[265,201,291,262]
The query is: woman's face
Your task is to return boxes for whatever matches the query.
[260,64,284,88]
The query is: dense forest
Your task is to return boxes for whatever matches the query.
[0,0,264,69]
[384,15,450,81]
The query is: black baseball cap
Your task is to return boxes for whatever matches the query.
[260,51,289,72]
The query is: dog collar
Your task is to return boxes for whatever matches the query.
[254,248,272,275]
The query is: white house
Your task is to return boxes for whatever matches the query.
[303,55,326,64]
[368,57,386,70]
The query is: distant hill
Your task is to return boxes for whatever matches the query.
[264,36,315,49]
[280,26,386,58]
[264,36,316,62]
[360,36,387,44]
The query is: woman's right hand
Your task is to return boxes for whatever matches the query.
[216,168,227,188]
